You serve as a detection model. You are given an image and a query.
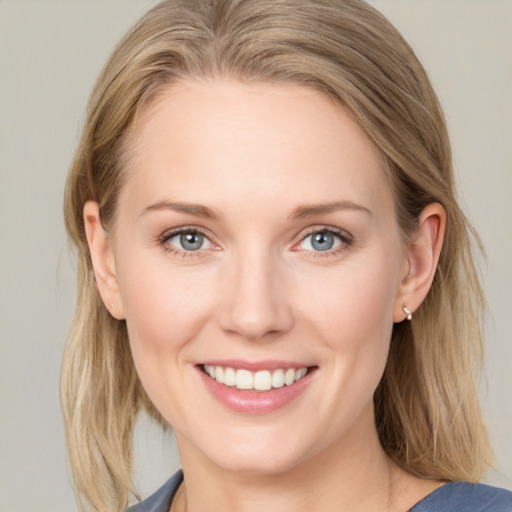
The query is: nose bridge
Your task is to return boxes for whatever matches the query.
[218,244,293,340]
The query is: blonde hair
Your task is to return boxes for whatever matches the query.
[62,0,493,510]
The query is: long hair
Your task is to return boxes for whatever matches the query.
[61,1,493,510]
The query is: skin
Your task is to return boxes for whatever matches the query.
[85,80,446,511]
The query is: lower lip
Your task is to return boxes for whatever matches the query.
[197,367,316,414]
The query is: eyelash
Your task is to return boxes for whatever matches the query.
[157,226,353,258]
[158,226,215,258]
[294,226,353,258]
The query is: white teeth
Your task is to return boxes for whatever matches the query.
[235,369,253,390]
[271,369,285,388]
[254,370,272,391]
[203,365,309,391]
[223,367,236,386]
[284,368,295,386]
[295,368,307,381]
[214,366,224,384]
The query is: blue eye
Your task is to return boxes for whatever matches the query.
[166,230,213,251]
[299,230,344,252]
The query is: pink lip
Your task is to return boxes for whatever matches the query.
[196,364,317,414]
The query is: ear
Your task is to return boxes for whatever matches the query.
[393,203,446,322]
[83,201,125,320]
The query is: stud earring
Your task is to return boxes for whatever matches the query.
[403,306,412,321]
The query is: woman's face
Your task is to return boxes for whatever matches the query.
[110,80,409,474]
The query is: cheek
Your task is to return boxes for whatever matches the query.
[295,257,399,428]
[115,256,218,422]
[116,253,214,362]
[300,255,399,343]
[295,248,401,405]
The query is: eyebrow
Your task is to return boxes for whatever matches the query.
[140,201,219,219]
[289,201,372,220]
[140,199,371,221]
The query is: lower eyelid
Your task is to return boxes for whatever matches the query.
[301,241,352,259]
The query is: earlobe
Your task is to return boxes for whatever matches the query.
[83,201,125,320]
[393,203,446,322]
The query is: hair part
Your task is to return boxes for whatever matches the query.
[62,1,493,510]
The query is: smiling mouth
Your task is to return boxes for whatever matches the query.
[202,364,313,392]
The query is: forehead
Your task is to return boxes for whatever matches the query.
[119,79,393,219]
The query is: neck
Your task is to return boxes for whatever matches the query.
[171,406,433,512]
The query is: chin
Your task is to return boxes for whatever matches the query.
[197,430,314,476]
[215,451,303,476]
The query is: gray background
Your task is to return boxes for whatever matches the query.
[0,1,510,510]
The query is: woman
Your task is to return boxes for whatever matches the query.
[61,1,511,511]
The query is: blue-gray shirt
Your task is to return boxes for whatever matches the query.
[128,470,512,512]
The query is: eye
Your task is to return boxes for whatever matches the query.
[297,229,348,252]
[164,230,214,252]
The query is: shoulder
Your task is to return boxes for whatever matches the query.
[410,481,512,512]
[127,470,184,512]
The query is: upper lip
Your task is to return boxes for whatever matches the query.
[198,359,315,372]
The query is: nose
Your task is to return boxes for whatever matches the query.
[218,248,294,341]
